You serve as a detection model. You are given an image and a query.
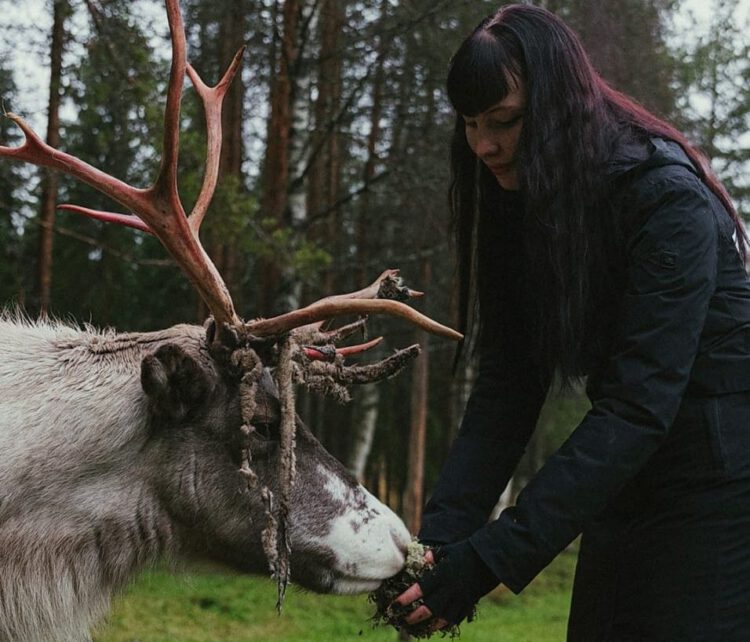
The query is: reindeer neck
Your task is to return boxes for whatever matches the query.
[0,486,176,642]
[0,318,190,641]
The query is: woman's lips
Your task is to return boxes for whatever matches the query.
[486,161,515,174]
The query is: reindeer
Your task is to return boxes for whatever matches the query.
[0,2,461,641]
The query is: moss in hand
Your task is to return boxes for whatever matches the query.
[368,539,462,639]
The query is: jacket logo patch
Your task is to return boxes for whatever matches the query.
[649,249,678,270]
[660,251,677,269]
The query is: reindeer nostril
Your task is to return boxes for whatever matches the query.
[390,527,410,555]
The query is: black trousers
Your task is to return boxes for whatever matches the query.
[568,390,750,641]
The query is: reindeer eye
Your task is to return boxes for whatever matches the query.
[250,422,277,442]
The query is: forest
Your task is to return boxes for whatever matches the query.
[0,0,749,637]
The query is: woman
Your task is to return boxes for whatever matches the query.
[395,4,750,640]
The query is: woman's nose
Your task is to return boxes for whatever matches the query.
[474,133,499,158]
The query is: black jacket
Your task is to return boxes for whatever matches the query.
[419,137,750,594]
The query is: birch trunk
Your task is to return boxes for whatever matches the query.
[347,383,381,481]
[343,0,390,481]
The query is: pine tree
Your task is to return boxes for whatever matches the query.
[53,0,179,328]
[35,0,71,313]
[0,62,24,307]
[672,0,750,216]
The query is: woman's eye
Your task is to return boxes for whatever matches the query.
[464,120,478,129]
[490,115,523,130]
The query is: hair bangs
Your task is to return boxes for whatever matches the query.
[447,28,523,117]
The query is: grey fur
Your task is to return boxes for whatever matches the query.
[0,317,409,642]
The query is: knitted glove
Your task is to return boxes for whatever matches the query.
[418,539,500,626]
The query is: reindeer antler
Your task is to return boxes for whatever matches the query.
[0,2,461,345]
[247,270,460,341]
[0,1,465,614]
[0,0,240,328]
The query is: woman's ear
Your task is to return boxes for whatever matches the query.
[141,344,214,421]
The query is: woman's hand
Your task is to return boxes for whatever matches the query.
[393,540,501,629]
[394,550,450,632]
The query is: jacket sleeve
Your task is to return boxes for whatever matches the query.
[469,170,720,593]
[419,320,549,546]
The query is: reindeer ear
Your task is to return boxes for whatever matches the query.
[141,344,214,420]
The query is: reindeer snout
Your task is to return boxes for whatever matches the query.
[390,522,412,557]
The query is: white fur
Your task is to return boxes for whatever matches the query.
[313,465,410,593]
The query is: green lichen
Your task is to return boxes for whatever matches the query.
[368,539,461,639]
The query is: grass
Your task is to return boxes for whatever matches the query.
[93,550,576,642]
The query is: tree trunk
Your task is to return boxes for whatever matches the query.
[258,0,299,315]
[36,0,69,314]
[569,0,676,116]
[402,258,432,534]
[306,0,345,295]
[218,1,245,179]
[356,0,388,285]
[283,0,320,312]
[347,383,380,481]
[344,0,389,480]
[218,0,248,310]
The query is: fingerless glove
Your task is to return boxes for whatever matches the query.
[418,539,500,625]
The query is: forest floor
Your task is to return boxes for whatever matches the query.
[93,549,576,642]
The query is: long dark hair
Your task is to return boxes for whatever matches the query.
[450,4,746,385]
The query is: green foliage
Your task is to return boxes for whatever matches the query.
[290,240,332,275]
[262,224,332,273]
[50,0,196,329]
[515,386,591,486]
[0,61,30,307]
[671,0,750,216]
[199,174,258,251]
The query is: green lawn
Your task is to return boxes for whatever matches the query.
[93,551,576,642]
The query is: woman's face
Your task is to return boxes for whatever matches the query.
[463,77,526,191]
